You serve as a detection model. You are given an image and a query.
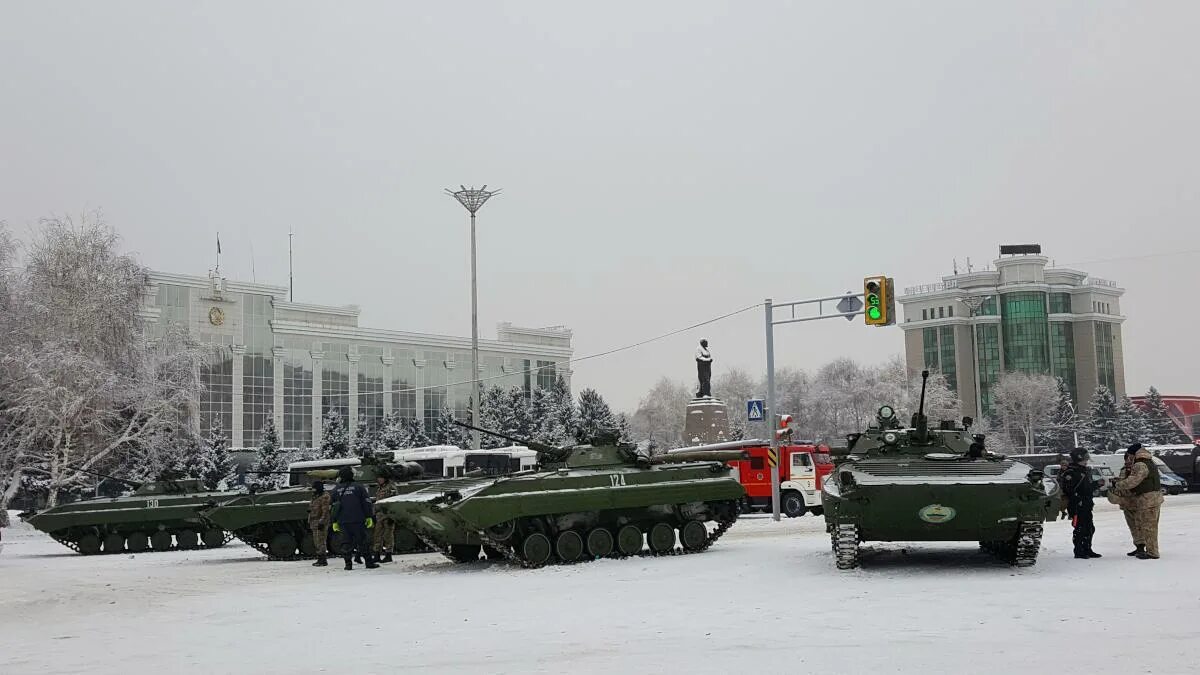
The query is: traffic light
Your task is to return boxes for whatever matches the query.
[775,414,794,441]
[864,275,895,326]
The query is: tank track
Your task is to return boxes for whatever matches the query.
[49,531,234,555]
[423,501,740,569]
[232,531,433,562]
[832,523,861,570]
[1011,521,1043,567]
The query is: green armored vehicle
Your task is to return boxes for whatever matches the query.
[199,453,426,560]
[21,474,232,555]
[373,423,747,568]
[822,371,1059,570]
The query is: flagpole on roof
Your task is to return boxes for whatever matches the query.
[216,232,222,275]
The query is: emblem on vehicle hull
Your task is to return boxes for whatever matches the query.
[918,504,956,523]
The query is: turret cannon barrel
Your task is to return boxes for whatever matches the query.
[651,449,750,464]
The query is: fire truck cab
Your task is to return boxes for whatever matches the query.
[670,440,832,518]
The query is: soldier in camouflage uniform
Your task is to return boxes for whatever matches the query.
[1112,444,1163,560]
[307,481,332,567]
[372,475,399,563]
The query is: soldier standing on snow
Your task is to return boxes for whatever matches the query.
[307,481,332,567]
[371,474,399,563]
[331,466,378,570]
[1061,448,1101,559]
[1112,443,1163,560]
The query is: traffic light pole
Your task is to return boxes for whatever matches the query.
[762,290,872,521]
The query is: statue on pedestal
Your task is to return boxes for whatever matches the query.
[695,339,712,398]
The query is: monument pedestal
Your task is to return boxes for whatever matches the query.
[683,397,731,446]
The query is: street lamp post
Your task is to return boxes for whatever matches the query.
[446,185,500,451]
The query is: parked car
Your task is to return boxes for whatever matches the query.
[1157,463,1187,495]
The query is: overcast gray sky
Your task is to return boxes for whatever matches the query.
[2,2,1197,411]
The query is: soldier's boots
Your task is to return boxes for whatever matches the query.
[365,554,380,570]
[354,555,363,564]
[1127,544,1145,557]
[312,556,328,567]
[1135,551,1160,560]
[344,559,354,570]
[381,551,394,564]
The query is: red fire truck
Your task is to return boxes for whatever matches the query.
[671,439,833,518]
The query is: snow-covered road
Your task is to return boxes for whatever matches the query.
[2,498,1198,674]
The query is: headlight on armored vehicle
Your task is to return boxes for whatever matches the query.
[882,431,899,445]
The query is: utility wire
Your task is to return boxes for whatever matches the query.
[310,301,762,399]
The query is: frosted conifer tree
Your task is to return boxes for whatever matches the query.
[201,420,233,490]
[1142,387,1187,444]
[427,407,469,448]
[575,388,619,445]
[1115,396,1149,448]
[402,416,431,447]
[1082,386,1120,453]
[181,432,209,483]
[320,410,350,459]
[1037,378,1080,451]
[379,411,406,450]
[253,418,286,488]
[352,412,376,456]
[478,386,512,449]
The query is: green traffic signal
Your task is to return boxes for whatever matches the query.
[867,306,882,320]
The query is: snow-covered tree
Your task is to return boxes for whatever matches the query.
[714,368,759,441]
[629,377,692,449]
[402,416,431,447]
[319,410,350,459]
[351,412,376,457]
[1141,386,1188,444]
[1036,377,1080,452]
[575,388,620,445]
[378,411,406,450]
[530,377,575,446]
[426,407,469,448]
[253,418,286,488]
[991,372,1058,453]
[1082,386,1121,453]
[199,420,232,490]
[1115,396,1149,448]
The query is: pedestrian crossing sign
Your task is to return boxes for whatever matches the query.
[747,399,765,421]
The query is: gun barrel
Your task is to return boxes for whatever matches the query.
[65,464,141,489]
[652,450,749,464]
[451,420,564,455]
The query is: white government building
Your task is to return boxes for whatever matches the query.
[141,271,573,449]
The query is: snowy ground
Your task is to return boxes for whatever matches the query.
[2,499,1198,675]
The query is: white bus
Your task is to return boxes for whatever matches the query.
[285,446,537,487]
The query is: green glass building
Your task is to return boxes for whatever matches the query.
[899,251,1125,418]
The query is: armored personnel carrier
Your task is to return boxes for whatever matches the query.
[373,423,747,568]
[199,453,427,560]
[21,472,232,555]
[822,371,1059,570]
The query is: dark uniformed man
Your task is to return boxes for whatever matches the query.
[1061,448,1101,559]
[372,474,399,563]
[331,466,378,570]
[307,481,332,567]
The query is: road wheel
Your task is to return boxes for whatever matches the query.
[299,532,317,556]
[202,529,225,548]
[150,531,173,551]
[103,533,125,553]
[554,531,584,562]
[126,532,150,553]
[176,530,199,549]
[647,523,676,553]
[615,525,643,556]
[76,533,102,555]
[782,492,806,518]
[585,528,614,557]
[268,533,298,558]
[679,521,708,551]
[520,533,552,566]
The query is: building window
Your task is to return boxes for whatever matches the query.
[391,351,417,422]
[156,284,190,331]
[922,309,927,321]
[979,297,998,316]
[1049,292,1072,314]
[976,324,1000,416]
[283,353,312,448]
[1000,291,1050,374]
[1049,322,1076,404]
[948,306,954,318]
[922,327,939,372]
[423,351,448,429]
[938,307,945,319]
[357,355,386,434]
[522,359,532,399]
[938,326,957,391]
[1095,322,1116,392]
[242,354,274,446]
[200,350,233,444]
[322,353,350,424]
[536,360,557,390]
